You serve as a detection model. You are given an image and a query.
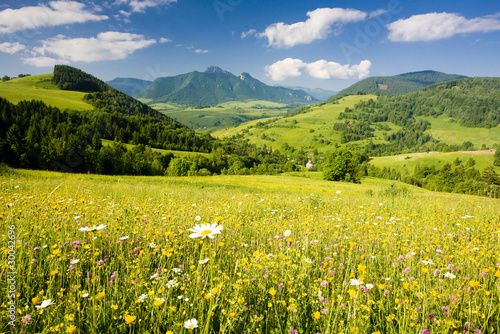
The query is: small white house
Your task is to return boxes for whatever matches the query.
[306,159,313,169]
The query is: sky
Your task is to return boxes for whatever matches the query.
[1,0,500,91]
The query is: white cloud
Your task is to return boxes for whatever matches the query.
[116,0,177,13]
[159,37,171,43]
[33,32,156,63]
[22,56,69,67]
[195,49,208,53]
[0,42,26,54]
[0,1,108,34]
[369,9,389,19]
[257,8,367,48]
[387,12,500,42]
[241,29,256,39]
[265,58,371,81]
[265,58,306,81]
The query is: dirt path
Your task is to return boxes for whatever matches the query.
[459,149,496,155]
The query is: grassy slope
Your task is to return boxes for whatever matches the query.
[0,74,94,111]
[213,95,379,152]
[101,139,212,158]
[418,116,500,148]
[370,151,499,174]
[147,100,288,133]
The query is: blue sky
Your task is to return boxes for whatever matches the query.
[1,0,500,91]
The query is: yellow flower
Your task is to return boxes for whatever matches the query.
[469,281,480,289]
[166,332,173,334]
[170,306,177,312]
[357,264,367,273]
[212,287,219,295]
[228,313,236,318]
[422,268,429,274]
[269,288,276,296]
[268,302,272,308]
[66,325,77,334]
[378,284,386,290]
[50,270,59,276]
[111,304,118,310]
[52,249,60,256]
[237,297,245,304]
[124,315,136,324]
[314,311,321,320]
[403,282,410,290]
[148,290,154,296]
[154,299,163,307]
[373,332,381,334]
[32,297,40,305]
[97,292,105,300]
[348,289,357,299]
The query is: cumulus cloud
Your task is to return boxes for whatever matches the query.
[0,1,107,34]
[22,56,69,67]
[265,58,371,81]
[257,8,367,48]
[387,12,500,42]
[369,9,389,19]
[115,0,177,13]
[32,32,156,64]
[159,37,171,43]
[0,42,26,54]
[194,49,208,53]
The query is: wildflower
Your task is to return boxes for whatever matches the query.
[66,325,77,334]
[304,258,313,263]
[21,315,32,325]
[166,280,178,288]
[444,272,456,279]
[188,223,223,239]
[81,293,89,298]
[469,281,480,289]
[320,281,328,287]
[70,259,80,264]
[365,284,374,290]
[35,299,55,309]
[314,311,321,320]
[154,298,164,307]
[184,319,198,330]
[97,292,105,299]
[120,236,129,240]
[289,328,299,334]
[124,315,136,324]
[284,230,291,237]
[269,287,277,296]
[97,260,104,266]
[350,278,364,286]
[199,258,209,264]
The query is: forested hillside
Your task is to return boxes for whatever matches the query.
[330,70,466,99]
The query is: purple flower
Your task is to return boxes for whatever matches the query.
[21,315,31,325]
[97,260,104,266]
[278,283,284,289]
[68,265,76,271]
[320,281,328,287]
[33,247,39,252]
[321,308,328,314]
[403,268,410,274]
[422,329,431,334]
[289,328,298,334]
[433,269,441,277]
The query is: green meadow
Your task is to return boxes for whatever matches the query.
[0,74,94,111]
[145,100,288,133]
[1,169,499,333]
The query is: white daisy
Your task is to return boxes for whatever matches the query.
[70,259,80,264]
[35,299,55,309]
[350,278,364,286]
[188,223,223,239]
[284,230,291,237]
[199,258,209,264]
[184,318,198,330]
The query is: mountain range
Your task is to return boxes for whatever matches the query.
[107,66,318,106]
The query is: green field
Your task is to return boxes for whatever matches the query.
[370,150,499,173]
[101,139,212,158]
[1,169,499,333]
[0,74,94,111]
[213,95,379,153]
[146,100,289,133]
[418,116,500,148]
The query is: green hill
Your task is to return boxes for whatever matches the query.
[0,74,94,111]
[136,66,318,106]
[106,77,152,97]
[330,70,466,99]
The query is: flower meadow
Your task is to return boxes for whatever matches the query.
[1,170,499,334]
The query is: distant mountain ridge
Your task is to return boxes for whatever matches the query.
[284,86,337,101]
[330,70,467,100]
[135,66,318,106]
